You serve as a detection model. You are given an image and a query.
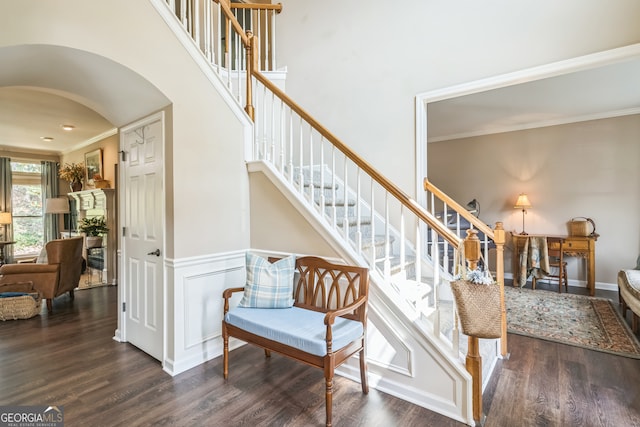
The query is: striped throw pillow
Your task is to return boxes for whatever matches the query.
[239,253,296,308]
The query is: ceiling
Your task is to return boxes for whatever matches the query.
[0,87,116,154]
[427,54,640,142]
[0,44,170,156]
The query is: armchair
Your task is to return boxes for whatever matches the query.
[0,237,83,313]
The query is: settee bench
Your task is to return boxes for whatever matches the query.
[618,269,640,333]
[222,255,369,427]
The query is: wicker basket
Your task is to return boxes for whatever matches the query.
[0,293,41,320]
[569,217,596,237]
[450,279,502,339]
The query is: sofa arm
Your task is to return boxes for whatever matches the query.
[0,264,58,275]
[324,295,368,326]
[222,287,245,314]
[0,264,60,299]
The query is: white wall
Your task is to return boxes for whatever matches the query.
[276,0,640,197]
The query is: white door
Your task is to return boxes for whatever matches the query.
[120,113,165,361]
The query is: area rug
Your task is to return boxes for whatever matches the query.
[504,286,640,359]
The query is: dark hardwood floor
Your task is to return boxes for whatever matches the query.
[1,283,639,426]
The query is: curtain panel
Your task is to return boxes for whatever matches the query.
[0,157,13,262]
[42,161,60,242]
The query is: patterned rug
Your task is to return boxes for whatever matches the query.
[505,286,640,359]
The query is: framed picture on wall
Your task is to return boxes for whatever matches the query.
[85,148,103,187]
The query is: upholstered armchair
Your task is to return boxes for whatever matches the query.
[0,237,84,313]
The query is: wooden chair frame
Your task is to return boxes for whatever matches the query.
[533,237,568,292]
[222,256,369,427]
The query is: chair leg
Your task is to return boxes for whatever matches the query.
[325,374,333,427]
[222,323,229,380]
[46,299,52,313]
[633,313,639,334]
[532,277,537,290]
[69,289,74,300]
[264,349,271,358]
[359,348,369,394]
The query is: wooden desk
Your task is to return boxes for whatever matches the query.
[511,233,597,296]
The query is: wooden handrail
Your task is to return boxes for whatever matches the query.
[231,2,283,13]
[250,70,461,249]
[423,178,495,240]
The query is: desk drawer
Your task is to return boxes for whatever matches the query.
[564,239,589,251]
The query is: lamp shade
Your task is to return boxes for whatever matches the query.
[514,193,532,210]
[45,197,70,214]
[0,212,11,225]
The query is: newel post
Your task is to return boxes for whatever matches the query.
[245,31,256,120]
[463,229,483,425]
[493,221,508,357]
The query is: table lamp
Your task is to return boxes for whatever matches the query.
[45,197,71,234]
[0,212,12,264]
[0,211,11,240]
[514,193,531,235]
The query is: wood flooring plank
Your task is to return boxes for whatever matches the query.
[3,285,640,426]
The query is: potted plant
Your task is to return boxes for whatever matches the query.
[79,216,109,248]
[59,162,85,192]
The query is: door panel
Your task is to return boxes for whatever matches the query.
[121,114,164,361]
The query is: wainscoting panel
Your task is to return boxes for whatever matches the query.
[165,250,246,376]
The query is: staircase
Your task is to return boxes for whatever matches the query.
[153,1,507,424]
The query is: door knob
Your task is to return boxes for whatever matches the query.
[147,249,161,256]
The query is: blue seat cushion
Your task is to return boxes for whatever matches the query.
[225,306,363,356]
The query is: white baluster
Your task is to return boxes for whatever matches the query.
[399,206,406,278]
[270,91,275,162]
[319,136,326,218]
[355,168,362,252]
[270,9,277,70]
[298,116,304,194]
[203,0,211,61]
[331,148,337,229]
[180,0,187,28]
[309,131,314,207]
[431,228,440,337]
[193,0,200,47]
[215,3,221,72]
[279,99,285,174]
[288,108,293,183]
[384,192,391,279]
[342,160,349,241]
[369,181,375,268]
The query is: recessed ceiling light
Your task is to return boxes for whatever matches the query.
[61,124,75,131]
[41,136,54,142]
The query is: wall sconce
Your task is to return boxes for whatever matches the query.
[514,193,531,235]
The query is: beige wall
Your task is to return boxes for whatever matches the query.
[60,133,118,193]
[427,114,640,285]
[250,173,338,257]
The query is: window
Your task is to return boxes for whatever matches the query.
[11,161,43,257]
